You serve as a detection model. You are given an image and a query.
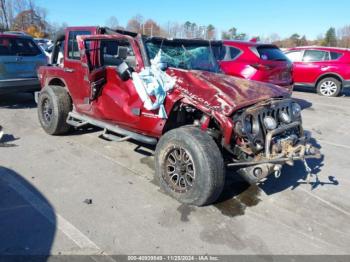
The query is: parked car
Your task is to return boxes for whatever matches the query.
[34,38,53,51]
[3,31,30,36]
[36,26,319,206]
[0,33,47,95]
[284,46,350,97]
[215,40,293,92]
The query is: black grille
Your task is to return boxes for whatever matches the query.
[258,103,293,135]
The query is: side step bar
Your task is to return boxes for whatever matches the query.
[101,129,132,142]
[67,111,157,145]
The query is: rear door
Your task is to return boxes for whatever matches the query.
[300,49,330,84]
[77,35,106,103]
[285,50,304,83]
[77,34,143,125]
[286,49,330,84]
[0,36,46,80]
[61,28,98,111]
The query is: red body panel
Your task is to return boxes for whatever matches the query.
[286,46,350,87]
[220,41,293,92]
[38,28,290,146]
[63,27,99,111]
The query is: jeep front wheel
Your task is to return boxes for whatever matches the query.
[155,126,225,206]
[38,85,72,135]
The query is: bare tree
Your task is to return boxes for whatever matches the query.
[206,24,215,40]
[47,21,68,38]
[338,25,350,48]
[12,0,29,14]
[105,16,118,29]
[167,22,185,38]
[0,0,9,29]
[126,14,144,33]
[269,33,281,43]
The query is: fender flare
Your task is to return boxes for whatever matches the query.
[45,77,69,92]
[165,96,233,146]
[315,72,344,86]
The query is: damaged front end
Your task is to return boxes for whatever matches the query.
[228,98,321,184]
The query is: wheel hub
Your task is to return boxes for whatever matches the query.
[164,147,195,193]
[42,98,53,125]
[320,81,337,96]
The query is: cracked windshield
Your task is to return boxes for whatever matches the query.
[145,41,222,72]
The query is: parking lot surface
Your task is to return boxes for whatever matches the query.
[0,89,350,256]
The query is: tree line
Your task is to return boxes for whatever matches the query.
[106,15,217,40]
[263,27,350,48]
[104,15,350,48]
[0,0,67,38]
[1,2,350,48]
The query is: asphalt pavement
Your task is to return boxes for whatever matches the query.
[0,89,350,256]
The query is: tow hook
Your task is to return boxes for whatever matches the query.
[274,165,282,178]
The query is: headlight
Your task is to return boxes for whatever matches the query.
[292,103,302,118]
[235,115,260,137]
[279,111,291,123]
[263,116,277,130]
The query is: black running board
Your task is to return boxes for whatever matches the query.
[67,111,157,145]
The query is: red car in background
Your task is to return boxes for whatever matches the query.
[216,40,293,92]
[285,46,350,97]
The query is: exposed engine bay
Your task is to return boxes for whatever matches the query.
[228,98,321,184]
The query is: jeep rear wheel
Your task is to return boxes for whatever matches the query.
[317,77,342,97]
[155,126,225,206]
[38,85,72,135]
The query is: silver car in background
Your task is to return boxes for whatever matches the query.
[0,33,47,95]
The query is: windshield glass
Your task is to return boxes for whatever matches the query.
[145,40,221,73]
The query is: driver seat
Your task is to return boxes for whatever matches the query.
[102,46,128,66]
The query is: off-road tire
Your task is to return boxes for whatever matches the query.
[38,85,72,135]
[155,126,225,206]
[316,77,342,97]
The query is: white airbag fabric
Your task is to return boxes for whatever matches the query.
[132,50,175,118]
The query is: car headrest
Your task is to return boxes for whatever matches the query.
[117,46,128,60]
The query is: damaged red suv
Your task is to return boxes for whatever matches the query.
[36,27,319,206]
[216,41,293,92]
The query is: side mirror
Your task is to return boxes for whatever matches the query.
[158,62,168,71]
[117,61,133,81]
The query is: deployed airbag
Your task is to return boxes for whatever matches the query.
[132,50,176,118]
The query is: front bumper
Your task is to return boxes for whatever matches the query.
[228,121,321,184]
[0,78,40,95]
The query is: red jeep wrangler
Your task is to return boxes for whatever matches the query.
[36,27,320,206]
